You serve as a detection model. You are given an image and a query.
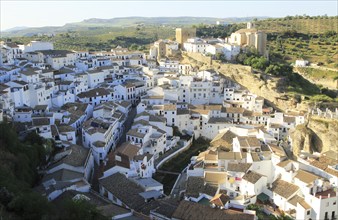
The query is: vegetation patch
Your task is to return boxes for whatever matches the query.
[295,67,338,80]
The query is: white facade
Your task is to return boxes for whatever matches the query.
[82,117,119,163]
[183,38,209,53]
[19,41,54,53]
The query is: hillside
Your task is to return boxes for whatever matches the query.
[295,67,338,90]
[4,26,176,51]
[267,31,338,69]
[257,16,338,69]
[254,16,338,34]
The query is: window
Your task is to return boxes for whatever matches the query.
[307,210,310,215]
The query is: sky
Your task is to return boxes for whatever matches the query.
[0,0,337,31]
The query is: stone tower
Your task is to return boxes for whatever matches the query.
[175,28,196,48]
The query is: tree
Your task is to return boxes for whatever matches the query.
[236,52,248,64]
[24,131,44,146]
[60,198,107,220]
[0,187,14,206]
[129,43,138,51]
[8,192,52,220]
[265,64,282,75]
[250,57,268,70]
[215,53,226,62]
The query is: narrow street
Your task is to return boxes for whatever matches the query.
[90,106,137,192]
[116,106,137,148]
[170,172,187,200]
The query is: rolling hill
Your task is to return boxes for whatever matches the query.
[0,16,266,37]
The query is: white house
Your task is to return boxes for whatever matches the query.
[82,117,119,163]
[183,38,209,53]
[77,88,113,106]
[19,41,54,53]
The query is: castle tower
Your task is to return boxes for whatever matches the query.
[175,28,196,48]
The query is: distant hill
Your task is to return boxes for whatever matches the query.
[1,16,267,37]
[70,16,267,27]
[2,26,29,32]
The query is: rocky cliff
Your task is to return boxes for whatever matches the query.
[182,54,338,155]
[201,62,305,111]
[290,116,338,155]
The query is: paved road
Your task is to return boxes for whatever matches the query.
[171,172,187,200]
[90,162,102,192]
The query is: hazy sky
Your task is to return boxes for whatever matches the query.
[0,0,337,31]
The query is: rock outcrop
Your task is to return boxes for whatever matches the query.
[290,116,338,155]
